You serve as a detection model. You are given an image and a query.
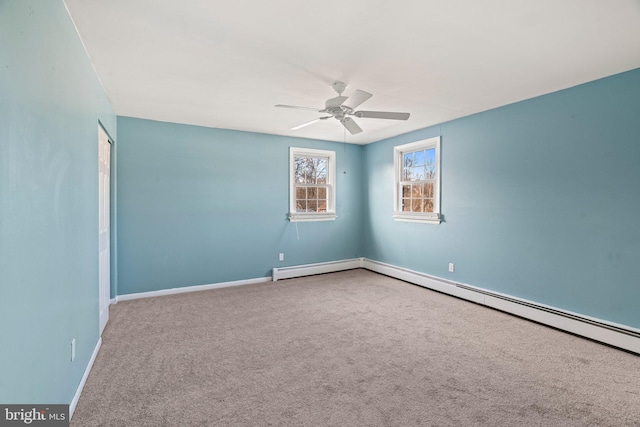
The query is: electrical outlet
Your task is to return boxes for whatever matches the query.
[448,263,455,273]
[279,253,284,261]
[71,339,76,362]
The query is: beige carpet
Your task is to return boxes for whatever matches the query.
[72,269,640,426]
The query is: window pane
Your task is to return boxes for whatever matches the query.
[424,148,436,165]
[403,167,412,181]
[307,187,317,199]
[402,198,411,211]
[423,199,434,213]
[423,183,434,198]
[412,199,422,212]
[318,200,327,212]
[403,152,414,168]
[411,184,422,197]
[414,150,424,166]
[402,185,411,197]
[315,158,327,184]
[295,156,314,184]
[425,148,436,179]
[296,187,306,200]
[296,200,306,212]
[425,164,436,179]
[318,187,327,199]
[307,200,317,212]
[411,166,423,181]
[294,160,304,183]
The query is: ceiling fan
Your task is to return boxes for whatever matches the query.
[275,81,410,135]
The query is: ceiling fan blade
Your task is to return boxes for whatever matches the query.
[291,119,320,130]
[341,117,363,135]
[275,104,321,112]
[341,90,373,110]
[290,116,333,131]
[354,111,410,120]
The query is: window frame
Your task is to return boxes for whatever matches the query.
[393,136,442,224]
[289,147,337,222]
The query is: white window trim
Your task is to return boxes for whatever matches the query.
[289,147,337,222]
[393,136,442,224]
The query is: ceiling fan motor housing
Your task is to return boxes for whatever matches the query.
[332,81,347,95]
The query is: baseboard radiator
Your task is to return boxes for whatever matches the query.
[362,259,640,355]
[272,258,364,281]
[271,258,640,354]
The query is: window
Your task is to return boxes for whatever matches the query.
[289,147,336,222]
[393,136,441,223]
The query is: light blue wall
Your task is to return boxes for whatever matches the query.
[116,117,363,295]
[363,68,640,329]
[0,0,116,404]
[2,0,638,405]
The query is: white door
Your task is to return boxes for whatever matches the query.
[98,126,111,335]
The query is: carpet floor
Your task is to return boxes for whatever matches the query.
[71,269,640,426]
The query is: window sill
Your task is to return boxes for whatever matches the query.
[289,212,337,222]
[393,213,442,224]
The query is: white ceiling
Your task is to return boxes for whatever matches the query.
[64,0,640,144]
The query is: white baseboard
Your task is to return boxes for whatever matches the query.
[273,258,364,281]
[70,337,102,419]
[362,258,640,355]
[116,276,272,302]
